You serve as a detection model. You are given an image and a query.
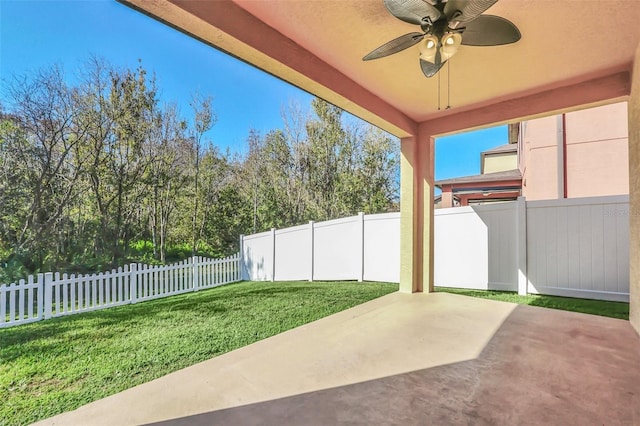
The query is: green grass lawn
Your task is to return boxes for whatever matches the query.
[435,286,630,319]
[0,280,398,426]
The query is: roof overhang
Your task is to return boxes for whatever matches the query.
[120,0,640,138]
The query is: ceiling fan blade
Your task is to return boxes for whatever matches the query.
[460,15,521,46]
[384,0,442,26]
[419,58,445,78]
[444,0,497,25]
[363,32,425,61]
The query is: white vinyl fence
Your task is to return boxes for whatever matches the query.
[525,196,629,301]
[1,254,241,328]
[434,201,520,292]
[241,195,630,302]
[241,213,400,283]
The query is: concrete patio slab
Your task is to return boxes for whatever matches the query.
[36,292,640,425]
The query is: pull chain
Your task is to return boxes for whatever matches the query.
[446,60,451,110]
[437,67,441,111]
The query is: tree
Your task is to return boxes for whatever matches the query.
[306,98,346,220]
[0,56,399,279]
[236,97,400,233]
[198,149,249,256]
[145,103,190,262]
[355,125,399,212]
[189,93,217,254]
[242,128,265,233]
[81,62,158,263]
[1,67,86,270]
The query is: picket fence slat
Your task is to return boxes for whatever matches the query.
[0,285,6,324]
[9,283,16,322]
[0,277,42,327]
[27,275,34,318]
[1,254,241,328]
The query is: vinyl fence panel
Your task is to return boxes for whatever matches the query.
[363,213,400,283]
[435,202,519,291]
[526,195,629,301]
[242,231,274,281]
[435,206,489,289]
[274,223,312,281]
[313,216,361,281]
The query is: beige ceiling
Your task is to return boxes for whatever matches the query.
[123,0,640,137]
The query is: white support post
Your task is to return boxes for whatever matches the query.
[309,220,315,282]
[271,228,276,282]
[130,263,138,304]
[239,234,245,281]
[192,256,199,291]
[37,273,44,320]
[358,212,365,282]
[516,196,528,296]
[43,272,53,319]
[556,115,566,199]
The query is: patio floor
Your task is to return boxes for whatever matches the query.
[37,292,640,425]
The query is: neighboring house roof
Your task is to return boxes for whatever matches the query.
[435,169,522,188]
[481,143,517,155]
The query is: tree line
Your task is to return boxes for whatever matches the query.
[0,58,398,281]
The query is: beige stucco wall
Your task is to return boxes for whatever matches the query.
[521,116,560,200]
[629,45,640,335]
[521,102,629,201]
[483,152,517,174]
[565,102,629,197]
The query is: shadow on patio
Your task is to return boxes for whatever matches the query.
[37,292,640,425]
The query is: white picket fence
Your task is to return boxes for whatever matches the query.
[0,254,241,328]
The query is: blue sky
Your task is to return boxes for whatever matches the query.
[0,0,506,180]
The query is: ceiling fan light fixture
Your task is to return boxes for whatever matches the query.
[366,0,521,79]
[419,35,439,62]
[441,32,462,60]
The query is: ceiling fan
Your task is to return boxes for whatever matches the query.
[363,0,521,78]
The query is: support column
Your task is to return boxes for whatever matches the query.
[441,186,454,208]
[629,41,640,335]
[400,132,435,293]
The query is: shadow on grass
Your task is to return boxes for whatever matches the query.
[1,280,399,426]
[435,287,629,320]
[525,297,629,320]
[0,281,360,348]
[0,284,243,346]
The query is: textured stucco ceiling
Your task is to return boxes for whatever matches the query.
[123,0,640,136]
